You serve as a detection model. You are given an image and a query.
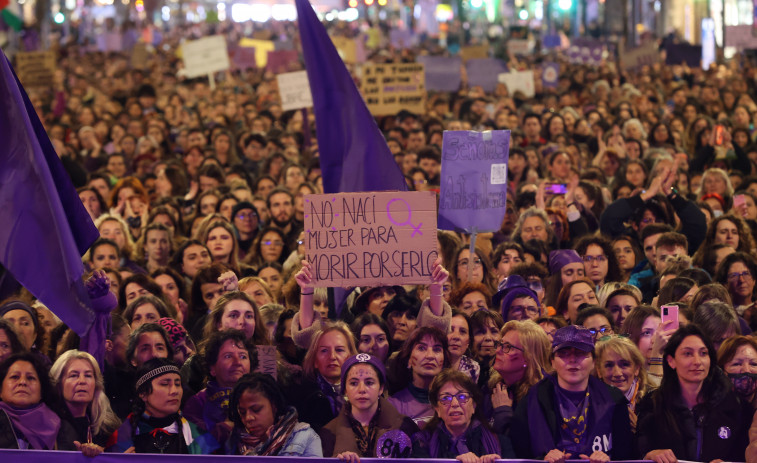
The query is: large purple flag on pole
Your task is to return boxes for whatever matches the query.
[294,0,408,195]
[0,51,98,336]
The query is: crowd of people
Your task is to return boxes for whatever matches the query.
[2,14,757,463]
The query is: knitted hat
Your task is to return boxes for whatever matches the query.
[552,325,594,353]
[492,275,540,318]
[548,249,583,275]
[157,317,190,349]
[0,301,38,332]
[135,357,181,390]
[231,201,259,222]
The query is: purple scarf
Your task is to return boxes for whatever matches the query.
[0,402,61,450]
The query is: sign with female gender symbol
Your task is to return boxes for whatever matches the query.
[303,191,438,287]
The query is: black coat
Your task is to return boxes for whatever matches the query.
[636,373,751,462]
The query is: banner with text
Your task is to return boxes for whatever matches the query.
[362,63,425,115]
[417,56,462,92]
[439,130,511,233]
[304,191,438,287]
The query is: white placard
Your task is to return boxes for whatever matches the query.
[507,39,535,56]
[497,70,535,98]
[277,71,313,111]
[182,35,230,79]
[725,25,757,50]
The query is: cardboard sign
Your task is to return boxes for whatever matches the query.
[254,345,277,380]
[330,36,357,63]
[417,55,461,92]
[131,43,149,69]
[231,46,257,70]
[438,130,511,233]
[14,51,56,87]
[497,70,535,97]
[460,45,488,62]
[267,49,298,74]
[725,25,757,49]
[466,58,507,93]
[507,39,534,56]
[304,191,438,287]
[277,71,312,111]
[182,35,230,78]
[362,63,425,116]
[239,38,275,67]
[621,41,660,70]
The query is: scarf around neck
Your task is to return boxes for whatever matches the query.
[0,401,61,450]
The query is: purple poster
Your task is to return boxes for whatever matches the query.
[231,46,257,70]
[267,49,299,73]
[543,34,561,48]
[466,58,507,93]
[390,29,415,48]
[542,62,559,88]
[439,130,511,233]
[665,43,702,67]
[417,55,462,92]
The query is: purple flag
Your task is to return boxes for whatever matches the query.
[0,51,98,336]
[294,0,407,195]
[665,43,702,67]
[542,62,559,88]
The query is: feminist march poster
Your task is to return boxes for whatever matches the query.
[438,130,511,233]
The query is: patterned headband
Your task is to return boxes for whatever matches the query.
[136,364,180,390]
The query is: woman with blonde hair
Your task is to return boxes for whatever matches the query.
[595,336,652,431]
[488,319,551,433]
[94,214,141,272]
[50,350,121,453]
[201,291,269,345]
[282,323,357,432]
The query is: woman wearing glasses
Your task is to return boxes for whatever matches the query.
[245,226,289,271]
[450,246,496,294]
[412,369,514,461]
[594,336,651,432]
[715,252,757,318]
[488,320,551,434]
[510,325,634,462]
[574,236,622,290]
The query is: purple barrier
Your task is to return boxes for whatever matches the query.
[0,451,662,462]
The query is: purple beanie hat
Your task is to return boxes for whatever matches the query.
[549,250,583,274]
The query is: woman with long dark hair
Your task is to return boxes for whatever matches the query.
[636,324,751,462]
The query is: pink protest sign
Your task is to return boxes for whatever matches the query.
[304,191,438,287]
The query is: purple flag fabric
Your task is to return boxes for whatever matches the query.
[665,43,702,67]
[294,0,407,195]
[0,51,97,336]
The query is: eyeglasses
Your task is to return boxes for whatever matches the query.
[263,240,284,247]
[457,258,483,268]
[527,280,543,292]
[236,213,257,220]
[728,271,753,282]
[438,393,472,406]
[508,305,540,317]
[582,255,607,264]
[494,341,524,354]
[588,326,612,337]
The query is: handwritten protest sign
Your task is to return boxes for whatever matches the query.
[131,43,149,69]
[255,345,277,380]
[620,41,660,70]
[362,63,425,115]
[331,36,357,63]
[438,130,511,233]
[277,71,312,111]
[14,51,56,87]
[507,39,534,56]
[497,70,535,97]
[182,35,230,78]
[304,191,438,287]
[460,45,488,62]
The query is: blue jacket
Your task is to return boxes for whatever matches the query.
[226,422,323,457]
[510,375,635,460]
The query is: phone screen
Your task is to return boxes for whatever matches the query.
[661,305,680,331]
[545,183,568,195]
